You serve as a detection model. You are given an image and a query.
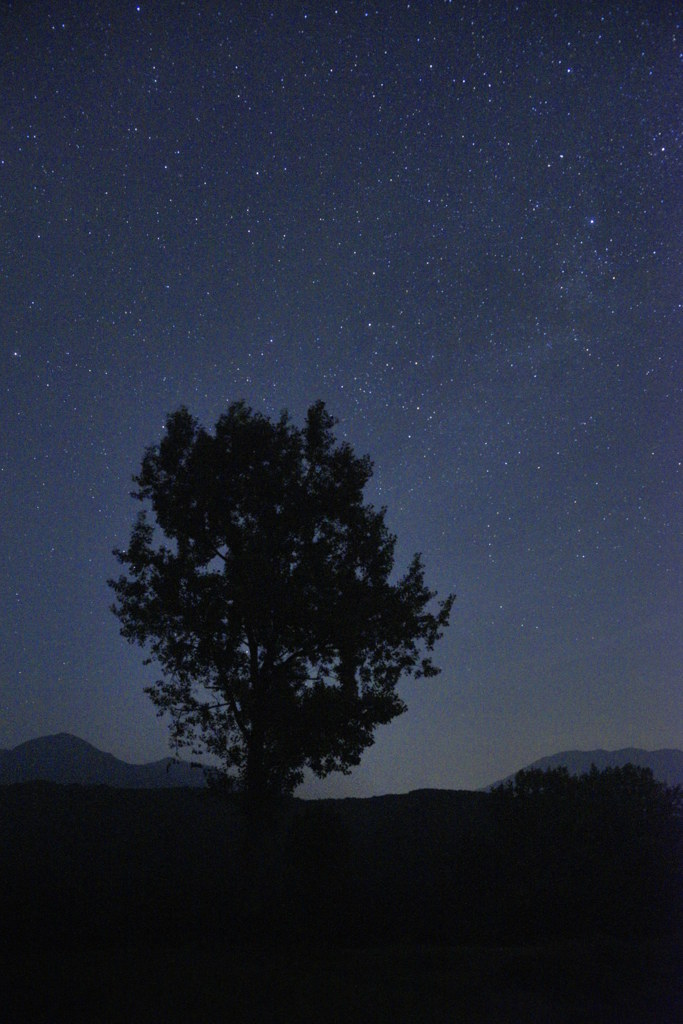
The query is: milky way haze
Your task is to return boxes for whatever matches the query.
[1,1,680,795]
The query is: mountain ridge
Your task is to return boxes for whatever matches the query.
[0,732,206,788]
[1,734,681,791]
[484,747,683,790]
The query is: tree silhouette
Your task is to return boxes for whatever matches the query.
[487,765,683,937]
[110,400,453,808]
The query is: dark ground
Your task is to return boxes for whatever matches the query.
[1,780,681,1022]
[2,939,681,1023]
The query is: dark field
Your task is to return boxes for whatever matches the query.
[3,939,681,1023]
[1,779,681,1021]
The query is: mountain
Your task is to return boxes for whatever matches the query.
[4,735,682,793]
[485,748,683,790]
[0,733,207,788]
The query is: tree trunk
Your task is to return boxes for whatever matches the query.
[238,731,287,942]
[245,723,268,809]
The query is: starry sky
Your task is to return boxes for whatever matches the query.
[1,1,680,795]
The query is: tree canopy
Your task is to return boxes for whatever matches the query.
[486,765,683,937]
[110,400,453,804]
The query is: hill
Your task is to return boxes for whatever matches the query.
[4,735,682,794]
[0,779,679,1022]
[0,733,206,788]
[485,747,683,789]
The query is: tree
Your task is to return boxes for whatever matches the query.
[488,765,683,937]
[109,400,453,807]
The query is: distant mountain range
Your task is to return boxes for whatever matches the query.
[485,748,683,790]
[0,733,207,788]
[1,734,681,791]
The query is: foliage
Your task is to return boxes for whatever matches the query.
[109,400,453,804]
[486,764,683,937]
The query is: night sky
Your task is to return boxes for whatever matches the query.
[2,1,680,796]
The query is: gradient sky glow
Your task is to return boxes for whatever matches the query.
[1,1,680,795]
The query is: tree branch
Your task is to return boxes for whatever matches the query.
[216,672,250,740]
